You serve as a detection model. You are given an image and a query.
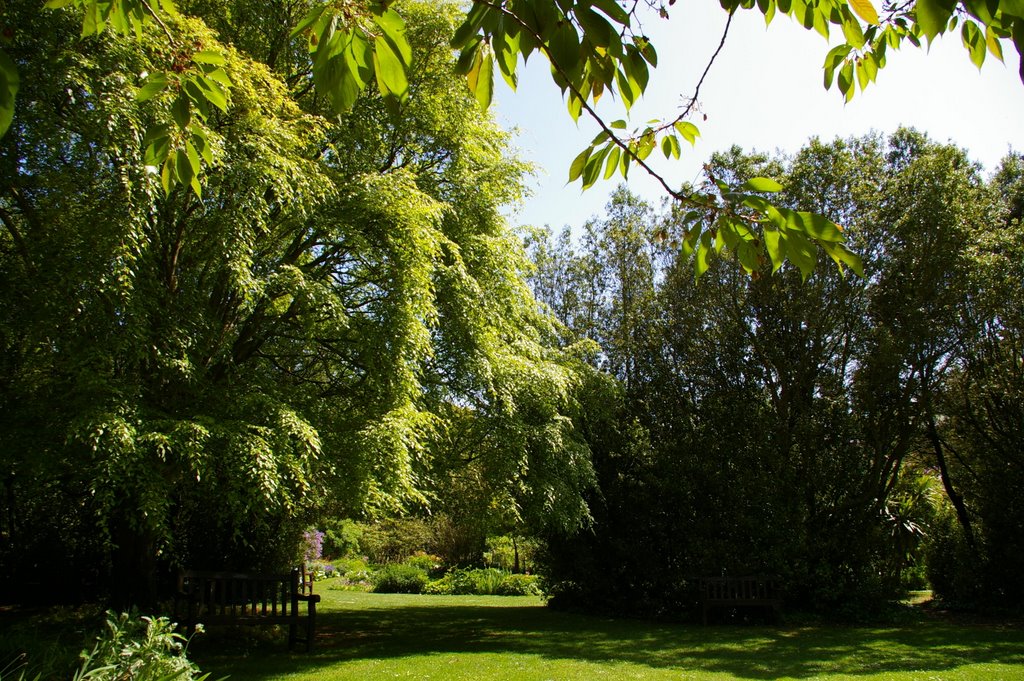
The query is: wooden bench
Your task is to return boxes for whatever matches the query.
[175,567,320,651]
[698,575,782,625]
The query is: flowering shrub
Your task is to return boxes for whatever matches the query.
[306,559,336,580]
[302,528,325,563]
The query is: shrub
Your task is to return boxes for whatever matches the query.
[466,568,506,595]
[926,507,985,606]
[405,551,444,576]
[372,564,429,594]
[497,573,542,596]
[73,611,209,681]
[423,568,540,596]
[423,574,455,595]
[360,519,434,564]
[322,519,363,559]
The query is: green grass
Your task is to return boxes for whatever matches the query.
[187,582,1024,681]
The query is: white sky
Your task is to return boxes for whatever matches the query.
[492,1,1024,230]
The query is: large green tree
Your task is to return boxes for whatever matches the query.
[0,0,592,605]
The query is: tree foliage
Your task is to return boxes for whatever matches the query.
[0,0,593,604]
[533,130,1020,617]
[3,0,1021,279]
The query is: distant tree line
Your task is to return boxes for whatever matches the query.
[526,130,1024,616]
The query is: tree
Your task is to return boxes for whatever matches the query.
[0,0,593,605]
[925,154,1024,606]
[534,130,996,617]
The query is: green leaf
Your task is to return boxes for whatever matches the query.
[374,9,412,65]
[821,242,865,277]
[0,49,19,138]
[495,27,520,89]
[204,68,232,88]
[192,50,226,65]
[136,73,170,101]
[176,146,194,188]
[451,2,489,48]
[764,228,786,272]
[171,94,191,130]
[196,75,229,112]
[590,0,631,24]
[568,146,592,182]
[549,21,581,76]
[581,144,610,189]
[741,176,783,192]
[638,37,658,66]
[143,137,170,170]
[374,34,409,100]
[838,60,855,101]
[695,231,713,279]
[784,230,817,280]
[604,146,621,179]
[961,21,987,68]
[185,139,202,177]
[916,0,957,42]
[848,0,880,24]
[674,121,700,144]
[986,25,1005,61]
[290,5,327,38]
[841,6,867,47]
[567,92,583,121]
[455,37,482,75]
[467,43,495,109]
[192,130,213,165]
[161,151,176,195]
[577,6,614,48]
[789,210,845,242]
[625,46,650,93]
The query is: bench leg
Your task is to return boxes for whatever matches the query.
[306,601,317,652]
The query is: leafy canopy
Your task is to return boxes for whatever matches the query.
[2,0,1020,278]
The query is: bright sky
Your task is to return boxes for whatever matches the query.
[492,1,1024,230]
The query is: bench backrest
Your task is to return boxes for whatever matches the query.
[178,569,301,619]
[701,576,780,601]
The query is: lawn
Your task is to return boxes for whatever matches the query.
[187,582,1024,681]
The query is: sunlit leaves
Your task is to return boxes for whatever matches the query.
[466,40,495,108]
[917,0,959,42]
[134,50,233,197]
[961,20,988,67]
[294,5,413,114]
[848,0,880,24]
[0,49,18,138]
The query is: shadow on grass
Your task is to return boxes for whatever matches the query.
[190,595,1024,680]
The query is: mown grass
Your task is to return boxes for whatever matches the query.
[187,583,1024,681]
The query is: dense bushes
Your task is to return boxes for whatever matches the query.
[368,562,540,597]
[371,564,431,594]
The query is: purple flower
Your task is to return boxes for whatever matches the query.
[302,529,324,562]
